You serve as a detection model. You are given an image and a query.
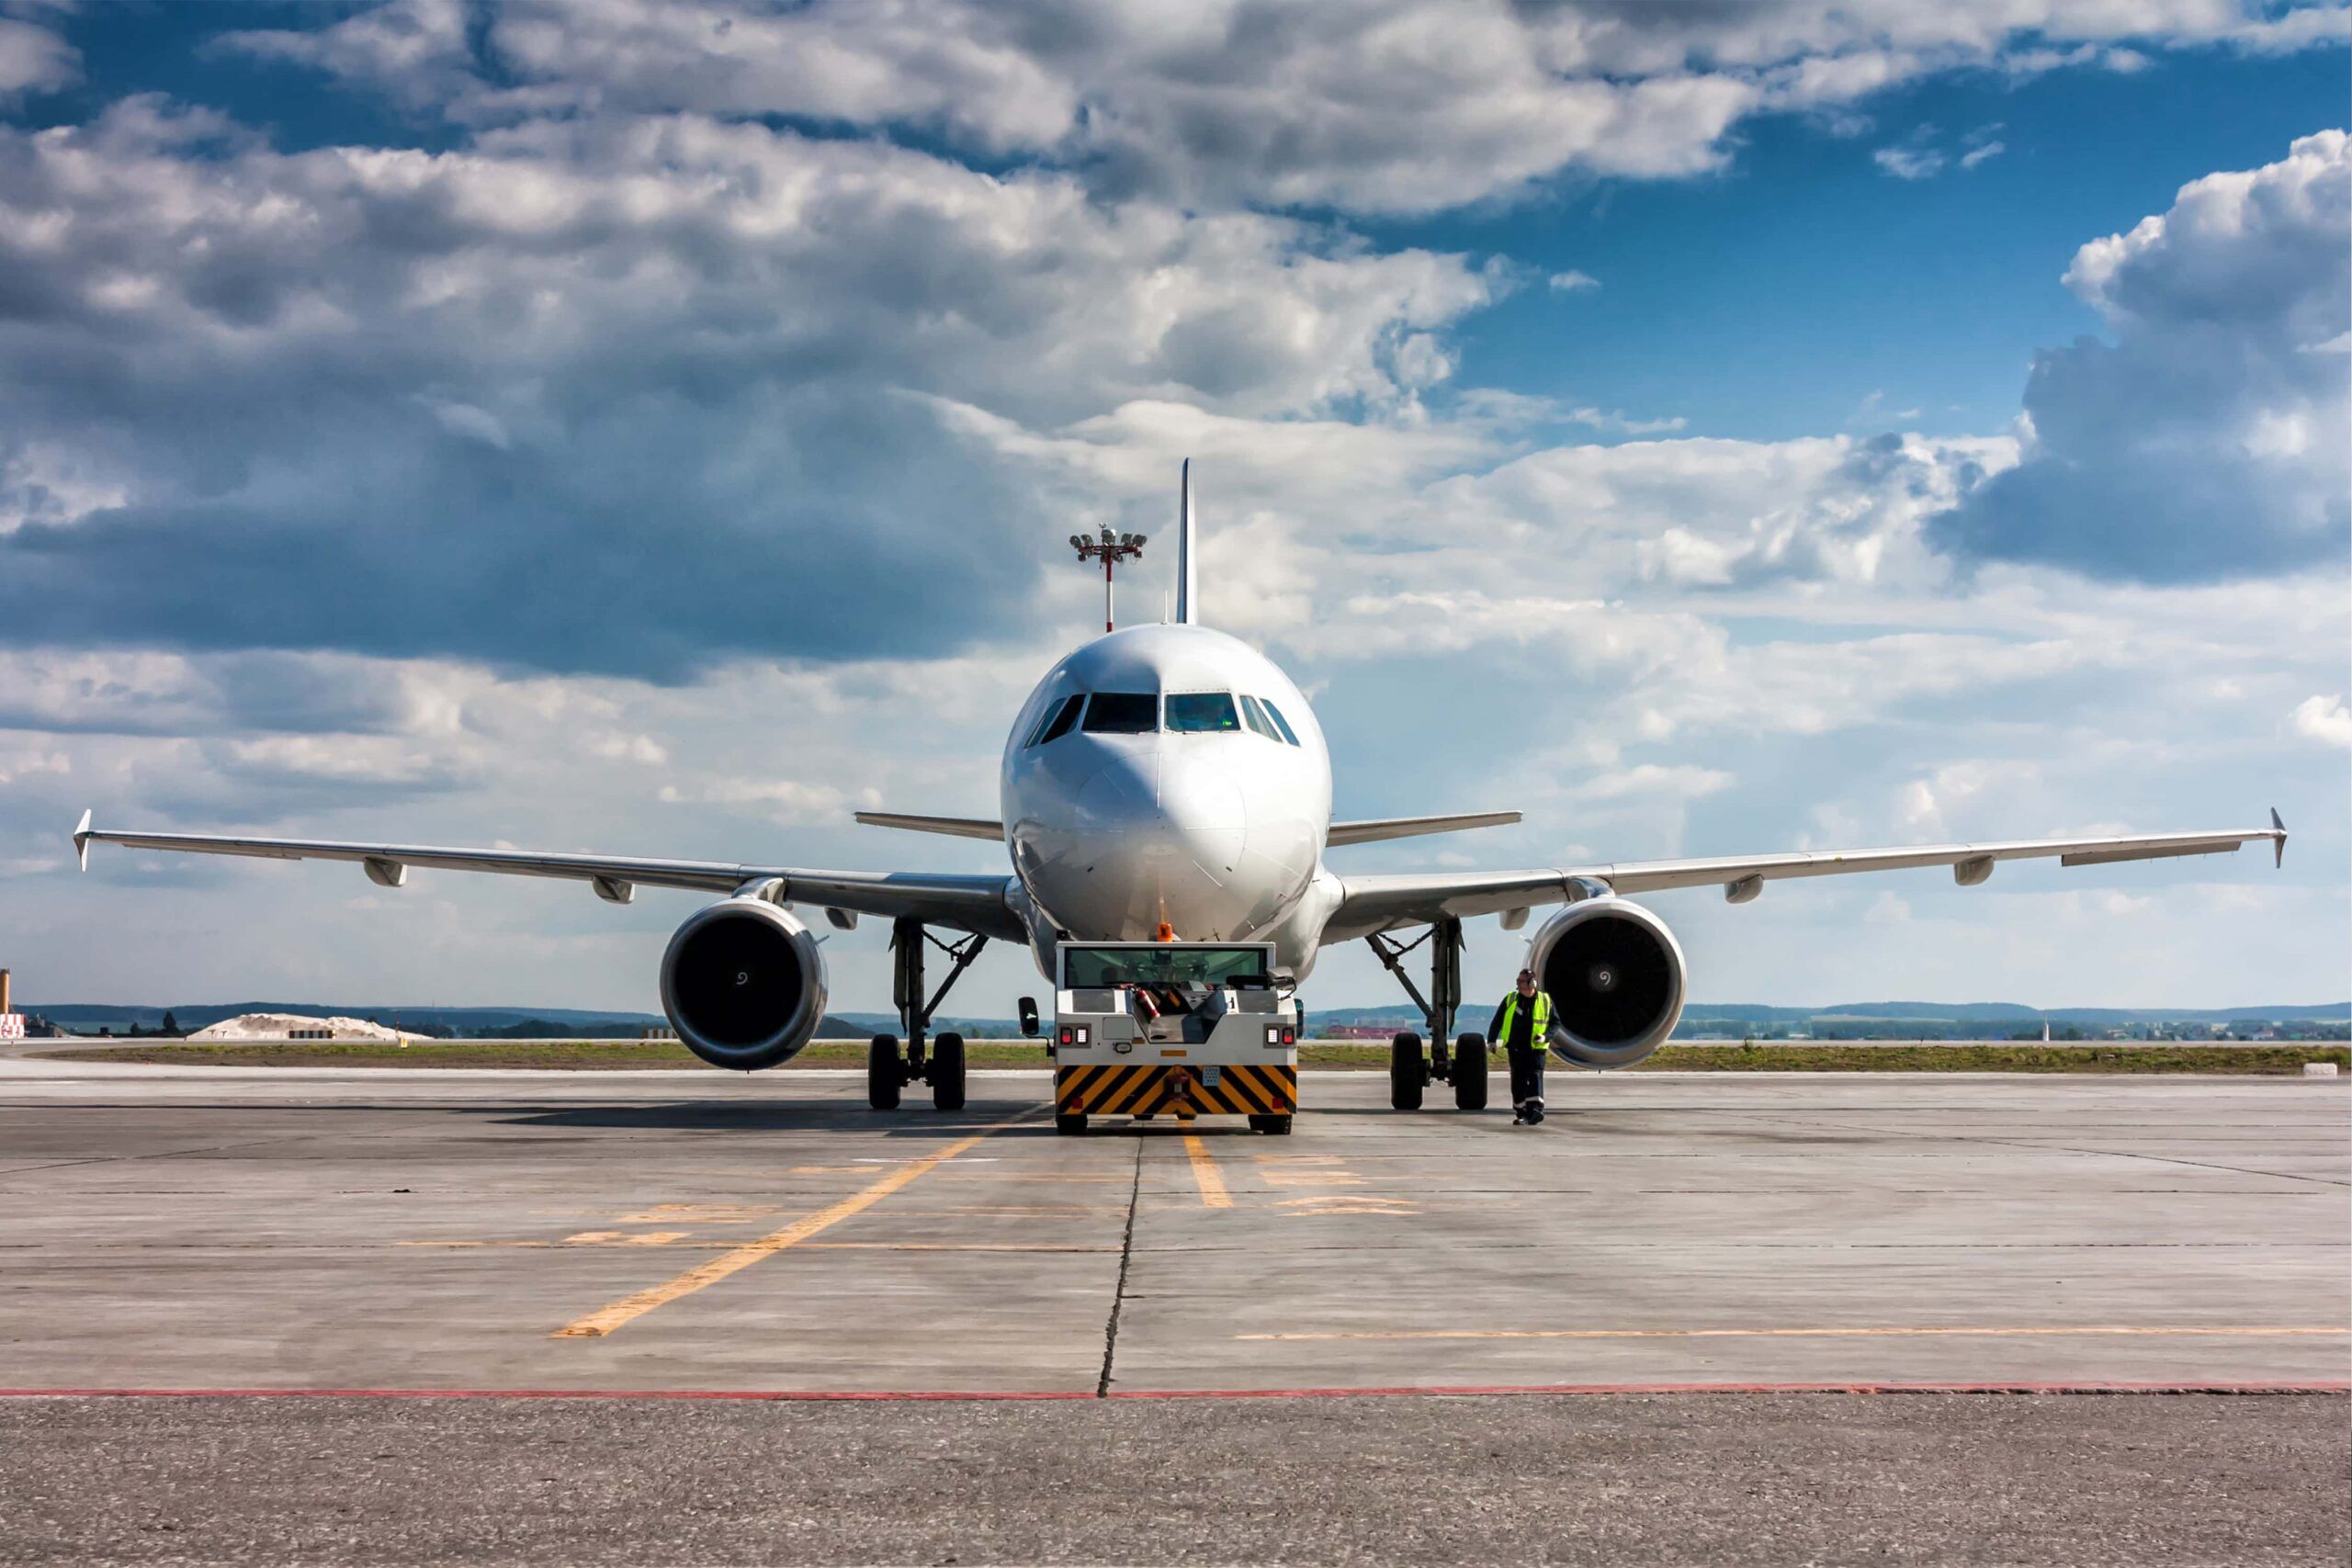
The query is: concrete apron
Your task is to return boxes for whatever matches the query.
[0,1061,2344,1396]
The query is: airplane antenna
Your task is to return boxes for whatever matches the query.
[1069,523,1147,635]
[1175,459,1196,625]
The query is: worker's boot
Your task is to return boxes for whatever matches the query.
[1525,1098,1546,1125]
[1510,1101,1529,1126]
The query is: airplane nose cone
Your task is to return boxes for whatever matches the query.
[1157,752,1245,839]
[1075,748,1160,832]
[1038,742,1256,938]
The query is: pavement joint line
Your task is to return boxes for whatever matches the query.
[1182,1134,1232,1208]
[1,1382,2345,1401]
[1238,1325,2352,1342]
[548,1113,1039,1339]
[1096,1141,1144,1398]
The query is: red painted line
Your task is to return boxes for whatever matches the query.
[0,1381,2344,1402]
[1106,1380,2352,1399]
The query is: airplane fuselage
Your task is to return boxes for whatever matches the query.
[1000,624,1344,978]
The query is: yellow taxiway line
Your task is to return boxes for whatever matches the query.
[552,1119,1029,1339]
[1183,1134,1232,1208]
[1239,1325,2351,1342]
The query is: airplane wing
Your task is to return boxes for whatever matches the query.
[1328,811,1520,846]
[73,814,1023,939]
[1324,814,2289,940]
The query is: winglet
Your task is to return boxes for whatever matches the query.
[2270,807,2287,869]
[73,809,92,872]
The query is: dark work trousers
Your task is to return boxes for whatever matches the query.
[1506,1042,1546,1106]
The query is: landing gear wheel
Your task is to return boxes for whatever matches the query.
[1453,1032,1488,1111]
[866,1033,901,1111]
[1249,1113,1294,1135]
[931,1032,967,1111]
[1389,1032,1425,1111]
[1055,1111,1088,1135]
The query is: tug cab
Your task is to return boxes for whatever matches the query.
[1049,941,1299,1134]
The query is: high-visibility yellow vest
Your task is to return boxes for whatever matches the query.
[1494,990,1552,1047]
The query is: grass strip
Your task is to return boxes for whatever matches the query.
[28,1041,2348,1075]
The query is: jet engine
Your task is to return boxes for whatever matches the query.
[1525,898,1686,1069]
[659,897,829,1071]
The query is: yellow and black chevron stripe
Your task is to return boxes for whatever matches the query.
[1056,1063,1296,1117]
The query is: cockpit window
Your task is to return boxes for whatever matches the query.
[1080,692,1159,734]
[1165,692,1240,733]
[1259,698,1302,746]
[1031,693,1084,747]
[1238,694,1280,740]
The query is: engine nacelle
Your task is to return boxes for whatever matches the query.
[659,897,828,1071]
[1525,898,1686,1069]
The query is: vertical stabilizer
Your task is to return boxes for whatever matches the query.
[1175,458,1196,625]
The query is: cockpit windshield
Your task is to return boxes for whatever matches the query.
[1165,693,1240,733]
[1080,692,1159,734]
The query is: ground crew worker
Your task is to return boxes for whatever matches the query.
[1488,968,1553,1124]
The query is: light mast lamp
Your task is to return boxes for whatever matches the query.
[1069,525,1148,634]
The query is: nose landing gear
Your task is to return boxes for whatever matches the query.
[867,919,986,1111]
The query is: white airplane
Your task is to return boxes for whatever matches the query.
[75,463,2287,1113]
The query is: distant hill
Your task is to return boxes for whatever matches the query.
[28,997,2344,1041]
[26,1000,1019,1041]
[1308,1000,2349,1037]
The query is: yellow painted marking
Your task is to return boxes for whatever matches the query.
[1238,1325,2352,1342]
[552,1122,1023,1339]
[1183,1134,1232,1208]
[1275,1196,1419,1217]
[401,1241,741,1250]
[616,1204,781,1224]
[875,1213,1119,1222]
[798,1242,1122,1253]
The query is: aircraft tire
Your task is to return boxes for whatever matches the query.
[1055,1111,1088,1135]
[867,1034,902,1111]
[1453,1032,1489,1111]
[931,1032,967,1111]
[1389,1032,1424,1111]
[1250,1113,1293,1135]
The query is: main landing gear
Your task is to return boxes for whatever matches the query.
[1369,917,1488,1112]
[867,918,987,1111]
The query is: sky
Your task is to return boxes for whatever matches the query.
[0,0,2346,1017]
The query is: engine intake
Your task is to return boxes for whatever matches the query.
[660,897,828,1071]
[1525,898,1685,1069]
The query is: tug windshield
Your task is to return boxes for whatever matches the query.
[1063,945,1271,988]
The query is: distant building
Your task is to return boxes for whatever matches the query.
[187,1012,401,1043]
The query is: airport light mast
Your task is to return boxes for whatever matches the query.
[1069,525,1147,634]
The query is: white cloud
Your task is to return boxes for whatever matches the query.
[1877,121,2005,178]
[1548,269,1601,292]
[1873,143,1945,179]
[215,0,2352,217]
[1937,130,2350,579]
[0,14,78,103]
[0,104,1498,677]
[2290,694,2352,749]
